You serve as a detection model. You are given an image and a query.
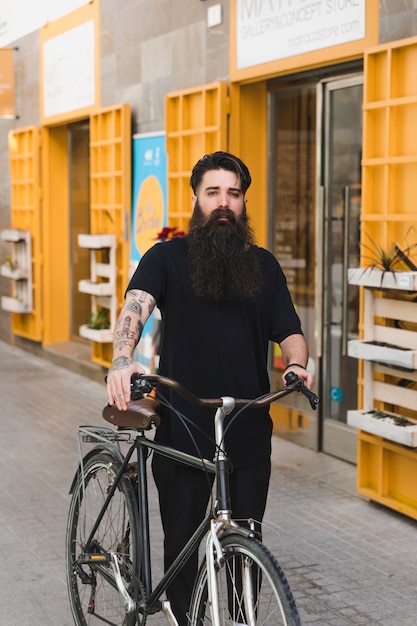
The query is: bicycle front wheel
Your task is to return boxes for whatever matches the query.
[66,451,141,626]
[189,531,301,626]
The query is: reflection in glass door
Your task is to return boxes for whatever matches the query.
[269,70,363,461]
[320,76,363,461]
[270,79,319,451]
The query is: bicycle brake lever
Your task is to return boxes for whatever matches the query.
[304,388,319,411]
[131,374,155,400]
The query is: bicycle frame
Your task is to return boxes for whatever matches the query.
[76,396,242,624]
[73,373,318,625]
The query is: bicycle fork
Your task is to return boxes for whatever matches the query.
[206,521,258,626]
[206,520,225,626]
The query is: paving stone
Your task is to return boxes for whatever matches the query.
[1,339,417,625]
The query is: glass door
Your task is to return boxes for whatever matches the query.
[269,79,319,451]
[320,76,363,461]
[269,69,363,461]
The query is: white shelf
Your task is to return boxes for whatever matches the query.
[78,279,113,296]
[77,233,117,344]
[1,296,31,313]
[348,410,417,447]
[0,228,33,313]
[348,339,417,370]
[1,264,29,280]
[79,324,114,343]
[348,267,417,290]
[347,270,417,446]
[78,234,117,249]
[0,228,28,243]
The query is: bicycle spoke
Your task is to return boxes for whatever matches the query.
[66,452,141,626]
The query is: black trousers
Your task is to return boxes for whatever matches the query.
[151,454,271,626]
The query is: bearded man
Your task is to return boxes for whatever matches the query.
[107,151,313,625]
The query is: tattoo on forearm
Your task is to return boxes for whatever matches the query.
[125,300,143,316]
[114,314,141,352]
[110,356,132,372]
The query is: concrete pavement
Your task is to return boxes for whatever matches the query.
[0,339,417,625]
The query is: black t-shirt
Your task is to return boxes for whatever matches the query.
[127,236,303,468]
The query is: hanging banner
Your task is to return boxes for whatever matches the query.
[131,133,167,264]
[0,48,15,118]
[131,132,167,373]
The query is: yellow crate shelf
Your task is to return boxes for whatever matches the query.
[357,430,417,521]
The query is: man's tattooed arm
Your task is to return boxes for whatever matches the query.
[111,289,156,362]
[107,290,156,407]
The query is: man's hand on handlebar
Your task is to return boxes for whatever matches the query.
[106,357,146,410]
[282,364,314,390]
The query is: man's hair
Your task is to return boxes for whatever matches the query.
[190,151,252,195]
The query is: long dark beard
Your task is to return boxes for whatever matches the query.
[188,206,262,302]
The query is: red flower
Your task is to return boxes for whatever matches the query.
[156,226,186,242]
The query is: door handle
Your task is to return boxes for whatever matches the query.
[341,186,350,356]
[316,186,325,358]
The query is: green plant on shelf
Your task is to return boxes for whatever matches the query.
[368,408,414,427]
[4,256,18,271]
[87,310,110,330]
[360,227,417,280]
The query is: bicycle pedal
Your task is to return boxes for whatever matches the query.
[79,552,111,564]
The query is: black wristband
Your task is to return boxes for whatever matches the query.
[285,363,306,370]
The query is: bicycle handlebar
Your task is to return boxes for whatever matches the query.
[131,371,319,411]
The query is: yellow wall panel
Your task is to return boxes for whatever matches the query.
[230,81,268,248]
[165,82,228,233]
[89,104,131,367]
[362,35,417,255]
[7,127,42,341]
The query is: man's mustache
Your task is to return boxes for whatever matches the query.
[208,208,237,224]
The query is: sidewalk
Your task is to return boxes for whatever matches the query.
[0,339,416,626]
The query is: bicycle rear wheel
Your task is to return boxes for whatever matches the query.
[66,450,142,626]
[189,531,301,626]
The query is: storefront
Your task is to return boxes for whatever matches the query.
[2,1,417,489]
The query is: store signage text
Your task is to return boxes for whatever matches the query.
[236,0,365,69]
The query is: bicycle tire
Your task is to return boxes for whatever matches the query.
[66,450,142,626]
[189,531,301,626]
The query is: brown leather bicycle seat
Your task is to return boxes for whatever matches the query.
[102,397,161,430]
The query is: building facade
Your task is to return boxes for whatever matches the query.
[1,0,417,466]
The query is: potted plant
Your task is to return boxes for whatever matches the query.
[87,310,110,330]
[348,230,417,290]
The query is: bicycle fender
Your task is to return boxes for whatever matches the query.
[222,525,262,542]
[68,444,124,495]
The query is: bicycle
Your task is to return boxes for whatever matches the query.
[66,371,319,626]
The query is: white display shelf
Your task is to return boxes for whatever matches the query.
[77,233,117,345]
[348,339,417,370]
[78,234,116,249]
[79,324,114,343]
[348,267,417,290]
[1,296,31,313]
[1,264,29,280]
[0,228,33,313]
[348,410,417,447]
[78,279,113,296]
[0,228,27,243]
